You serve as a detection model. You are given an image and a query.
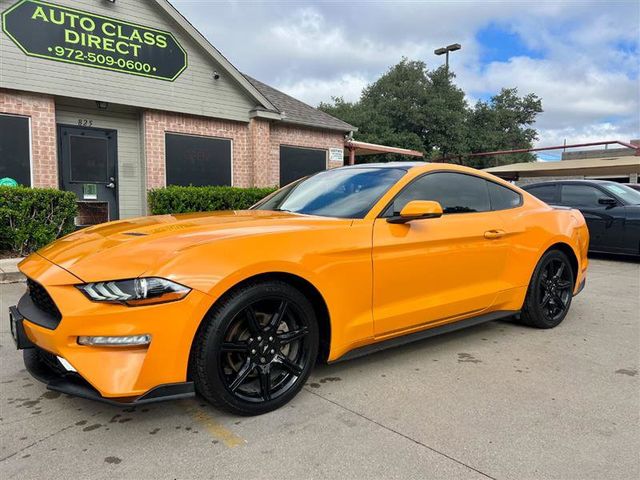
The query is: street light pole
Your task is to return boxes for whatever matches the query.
[434,43,462,71]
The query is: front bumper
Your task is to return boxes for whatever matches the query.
[11,253,213,404]
[23,347,194,406]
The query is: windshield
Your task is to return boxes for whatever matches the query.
[602,183,640,205]
[253,167,406,218]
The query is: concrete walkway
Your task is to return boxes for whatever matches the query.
[0,257,24,283]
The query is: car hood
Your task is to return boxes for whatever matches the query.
[36,210,349,282]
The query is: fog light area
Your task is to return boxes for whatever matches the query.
[77,334,152,347]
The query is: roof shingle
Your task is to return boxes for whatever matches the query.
[244,75,356,133]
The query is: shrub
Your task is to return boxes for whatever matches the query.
[0,187,78,257]
[147,185,277,215]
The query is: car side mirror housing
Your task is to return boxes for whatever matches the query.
[387,200,443,224]
[598,197,617,206]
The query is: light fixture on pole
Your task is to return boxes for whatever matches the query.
[434,43,461,70]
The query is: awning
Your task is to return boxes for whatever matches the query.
[484,156,640,180]
[344,140,423,165]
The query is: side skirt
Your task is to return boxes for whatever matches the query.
[331,310,519,364]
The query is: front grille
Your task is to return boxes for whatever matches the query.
[27,279,62,323]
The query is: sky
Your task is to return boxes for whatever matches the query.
[172,0,639,158]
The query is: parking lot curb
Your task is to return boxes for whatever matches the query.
[0,257,25,284]
[0,271,25,284]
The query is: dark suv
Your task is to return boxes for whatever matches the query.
[523,180,640,256]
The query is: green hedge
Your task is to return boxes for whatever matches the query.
[0,187,78,257]
[147,185,277,215]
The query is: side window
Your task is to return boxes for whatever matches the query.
[526,184,557,203]
[561,185,610,207]
[385,172,491,216]
[487,181,522,210]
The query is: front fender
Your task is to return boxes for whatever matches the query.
[148,224,375,362]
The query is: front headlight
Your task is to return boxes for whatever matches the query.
[77,277,191,306]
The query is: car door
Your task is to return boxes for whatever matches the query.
[372,172,510,337]
[559,184,626,252]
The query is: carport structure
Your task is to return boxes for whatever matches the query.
[344,139,424,165]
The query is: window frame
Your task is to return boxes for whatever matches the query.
[163,132,234,187]
[278,144,328,187]
[378,170,521,218]
[0,113,33,187]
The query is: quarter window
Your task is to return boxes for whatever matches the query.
[165,133,232,187]
[385,172,491,216]
[0,114,31,186]
[487,181,522,210]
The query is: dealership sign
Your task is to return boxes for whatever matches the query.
[2,0,187,81]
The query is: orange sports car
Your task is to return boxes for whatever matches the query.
[10,162,589,415]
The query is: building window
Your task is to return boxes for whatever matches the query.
[0,114,31,186]
[279,146,327,186]
[165,133,232,187]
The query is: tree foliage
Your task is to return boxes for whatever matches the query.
[319,58,543,167]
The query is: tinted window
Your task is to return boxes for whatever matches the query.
[254,167,405,218]
[561,184,610,207]
[165,133,231,186]
[386,172,491,215]
[69,135,108,182]
[526,184,557,203]
[0,114,30,186]
[487,182,522,210]
[280,146,327,186]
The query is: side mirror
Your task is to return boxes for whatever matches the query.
[387,200,443,224]
[598,197,617,206]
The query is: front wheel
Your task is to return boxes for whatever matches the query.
[520,249,575,329]
[191,280,318,415]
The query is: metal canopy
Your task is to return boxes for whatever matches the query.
[344,140,423,165]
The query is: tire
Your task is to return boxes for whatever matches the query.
[191,280,319,415]
[520,249,575,329]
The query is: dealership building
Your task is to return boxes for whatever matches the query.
[0,0,358,224]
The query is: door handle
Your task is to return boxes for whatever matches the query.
[106,182,116,189]
[484,229,505,240]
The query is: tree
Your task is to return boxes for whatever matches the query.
[319,59,543,167]
[466,88,543,168]
[422,66,468,159]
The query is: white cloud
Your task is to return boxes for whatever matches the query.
[278,73,370,106]
[172,0,640,146]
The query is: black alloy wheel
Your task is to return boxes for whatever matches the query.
[192,280,318,415]
[520,249,575,329]
[538,257,574,323]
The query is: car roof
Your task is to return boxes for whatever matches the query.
[522,179,618,188]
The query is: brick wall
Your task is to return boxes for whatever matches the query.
[0,89,57,188]
[144,110,347,189]
[249,118,271,187]
[269,124,345,186]
[143,110,253,189]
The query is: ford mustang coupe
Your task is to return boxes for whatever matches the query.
[10,163,589,415]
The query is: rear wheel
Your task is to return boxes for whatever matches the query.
[520,250,574,329]
[192,280,318,415]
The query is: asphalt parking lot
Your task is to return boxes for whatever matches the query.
[0,258,638,480]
